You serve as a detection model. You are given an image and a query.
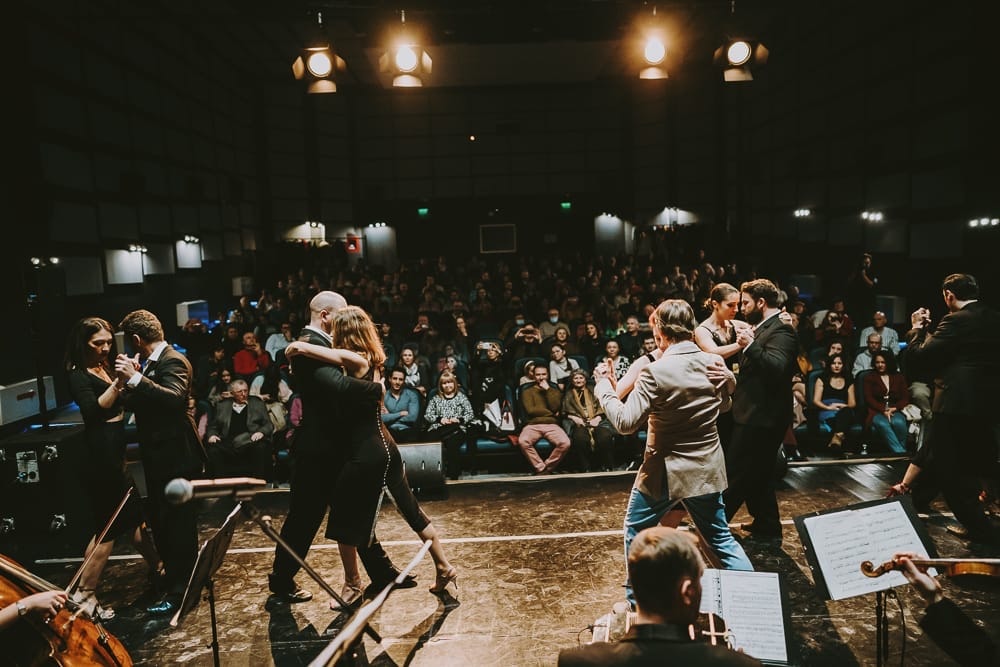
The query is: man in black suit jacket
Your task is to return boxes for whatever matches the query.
[904,273,1000,545]
[116,309,207,614]
[268,291,414,603]
[722,279,799,538]
[205,378,273,479]
[557,526,761,667]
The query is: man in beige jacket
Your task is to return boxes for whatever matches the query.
[595,299,753,609]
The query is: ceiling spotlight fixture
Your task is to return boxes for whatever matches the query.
[713,1,767,82]
[637,6,668,80]
[128,244,148,253]
[968,216,999,228]
[861,210,884,222]
[291,12,347,94]
[380,10,432,88]
[794,208,811,218]
[183,234,200,244]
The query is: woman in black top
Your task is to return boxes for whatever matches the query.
[694,283,752,452]
[64,317,161,620]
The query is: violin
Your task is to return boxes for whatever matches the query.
[0,553,132,666]
[861,557,1000,578]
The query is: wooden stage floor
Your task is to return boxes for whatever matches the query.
[12,460,1000,666]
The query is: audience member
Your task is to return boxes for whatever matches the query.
[852,332,885,377]
[205,378,274,479]
[424,371,476,480]
[562,369,616,472]
[862,349,910,455]
[517,364,571,474]
[858,310,899,354]
[232,331,271,380]
[812,353,857,450]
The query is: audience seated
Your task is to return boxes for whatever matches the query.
[205,378,274,480]
[548,343,580,391]
[614,315,644,361]
[424,371,477,480]
[812,353,858,450]
[852,332,886,377]
[858,310,900,354]
[232,331,271,381]
[517,364,571,474]
[382,368,422,443]
[561,369,616,472]
[397,344,431,398]
[862,349,910,455]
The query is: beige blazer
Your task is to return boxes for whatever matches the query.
[596,340,730,500]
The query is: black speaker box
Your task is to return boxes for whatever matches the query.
[0,424,95,559]
[397,441,445,492]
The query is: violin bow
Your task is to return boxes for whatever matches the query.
[65,487,135,595]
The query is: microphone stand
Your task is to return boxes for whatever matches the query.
[238,498,382,644]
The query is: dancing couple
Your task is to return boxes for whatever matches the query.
[269,292,457,609]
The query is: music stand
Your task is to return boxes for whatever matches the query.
[309,539,433,667]
[794,495,937,667]
[170,502,243,666]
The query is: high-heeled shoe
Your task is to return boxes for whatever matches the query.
[429,567,459,595]
[71,588,115,622]
[330,579,364,611]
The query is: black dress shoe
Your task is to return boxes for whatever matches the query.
[268,573,314,603]
[741,522,783,538]
[365,573,418,597]
[146,594,181,615]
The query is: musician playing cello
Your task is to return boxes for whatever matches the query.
[0,590,67,629]
[557,526,761,666]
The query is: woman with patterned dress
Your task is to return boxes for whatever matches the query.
[424,371,476,480]
[283,306,458,608]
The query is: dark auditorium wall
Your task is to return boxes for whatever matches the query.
[2,1,998,394]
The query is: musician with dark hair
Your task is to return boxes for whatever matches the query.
[557,527,761,666]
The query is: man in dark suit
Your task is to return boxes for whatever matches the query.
[267,291,414,603]
[116,309,207,614]
[722,279,798,539]
[204,378,273,479]
[557,526,761,667]
[904,273,1000,545]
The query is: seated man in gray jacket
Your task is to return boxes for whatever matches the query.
[205,378,273,479]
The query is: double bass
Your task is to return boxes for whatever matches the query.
[0,554,132,666]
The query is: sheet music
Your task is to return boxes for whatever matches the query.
[802,500,934,600]
[700,569,788,664]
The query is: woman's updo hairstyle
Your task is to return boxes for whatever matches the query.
[651,299,696,342]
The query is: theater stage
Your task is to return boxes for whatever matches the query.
[15,460,1000,666]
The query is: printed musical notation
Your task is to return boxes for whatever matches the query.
[700,569,789,664]
[802,501,934,600]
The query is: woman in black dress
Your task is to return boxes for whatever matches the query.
[693,283,751,452]
[284,306,458,608]
[64,317,161,620]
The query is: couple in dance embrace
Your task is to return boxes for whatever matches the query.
[268,291,457,608]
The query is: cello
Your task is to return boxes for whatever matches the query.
[0,553,132,666]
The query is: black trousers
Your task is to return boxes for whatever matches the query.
[143,466,199,596]
[722,421,788,532]
[928,413,1000,542]
[272,453,401,585]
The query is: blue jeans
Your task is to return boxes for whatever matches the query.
[871,412,908,454]
[623,489,753,606]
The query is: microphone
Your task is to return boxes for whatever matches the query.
[164,477,268,505]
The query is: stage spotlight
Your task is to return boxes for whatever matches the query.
[644,37,666,65]
[380,10,432,87]
[291,12,347,94]
[636,7,668,80]
[713,38,768,82]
